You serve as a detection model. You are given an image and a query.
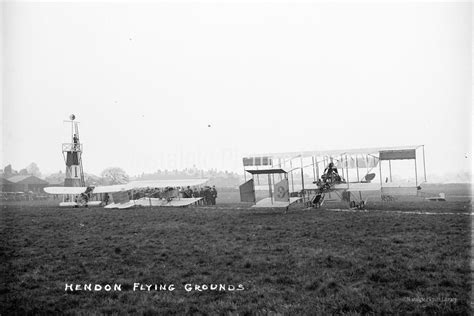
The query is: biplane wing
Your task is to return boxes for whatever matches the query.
[44,186,87,195]
[91,184,129,194]
[92,179,209,193]
[128,179,209,189]
[44,179,209,195]
[44,179,209,208]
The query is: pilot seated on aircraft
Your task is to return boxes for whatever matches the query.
[321,162,341,183]
[80,192,89,206]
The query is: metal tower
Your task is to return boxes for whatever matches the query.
[62,114,85,187]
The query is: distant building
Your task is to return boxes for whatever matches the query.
[7,175,49,193]
[0,176,14,192]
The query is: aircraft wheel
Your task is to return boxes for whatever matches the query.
[358,201,365,209]
[350,201,356,208]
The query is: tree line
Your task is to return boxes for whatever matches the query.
[2,164,242,188]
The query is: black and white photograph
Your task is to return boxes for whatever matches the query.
[1,1,472,314]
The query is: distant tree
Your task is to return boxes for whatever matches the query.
[44,171,66,185]
[19,169,28,175]
[84,173,102,186]
[26,162,41,177]
[100,167,129,184]
[4,164,13,176]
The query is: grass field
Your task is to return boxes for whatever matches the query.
[0,190,472,314]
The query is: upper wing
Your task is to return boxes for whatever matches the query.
[246,145,421,160]
[45,179,209,195]
[127,179,208,189]
[92,179,209,193]
[92,184,130,194]
[44,186,87,195]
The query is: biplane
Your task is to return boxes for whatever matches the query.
[44,179,208,209]
[239,145,429,209]
[44,115,209,209]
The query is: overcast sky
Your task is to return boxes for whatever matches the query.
[2,2,472,178]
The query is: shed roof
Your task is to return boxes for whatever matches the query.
[0,177,14,185]
[8,175,49,185]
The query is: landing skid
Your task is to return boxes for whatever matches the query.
[349,199,366,210]
[334,190,367,210]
